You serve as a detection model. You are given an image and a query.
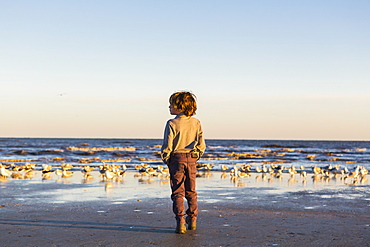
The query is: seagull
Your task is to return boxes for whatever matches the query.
[300,171,307,177]
[240,165,251,172]
[83,172,94,179]
[238,171,250,178]
[0,166,12,178]
[42,164,53,173]
[104,170,116,180]
[262,164,268,173]
[42,173,52,180]
[24,163,36,171]
[55,169,63,177]
[230,166,239,178]
[11,172,23,179]
[116,170,126,177]
[156,165,169,174]
[62,170,73,178]
[82,166,94,173]
[24,171,35,179]
[11,164,23,172]
[61,163,73,171]
[288,166,297,175]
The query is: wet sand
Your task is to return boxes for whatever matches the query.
[1,171,369,247]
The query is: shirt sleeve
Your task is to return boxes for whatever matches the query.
[196,120,206,157]
[161,120,174,164]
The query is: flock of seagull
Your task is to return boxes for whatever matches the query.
[0,162,170,181]
[0,161,368,186]
[222,163,368,176]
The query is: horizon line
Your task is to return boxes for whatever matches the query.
[0,136,369,142]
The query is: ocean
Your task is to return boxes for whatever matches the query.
[1,138,369,205]
[1,138,369,171]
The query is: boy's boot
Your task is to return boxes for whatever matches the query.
[186,216,197,230]
[175,218,187,234]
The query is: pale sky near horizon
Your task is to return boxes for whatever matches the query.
[1,1,369,140]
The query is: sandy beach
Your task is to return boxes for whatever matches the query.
[1,170,369,247]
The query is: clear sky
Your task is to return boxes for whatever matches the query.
[1,0,369,140]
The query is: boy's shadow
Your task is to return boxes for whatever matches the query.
[0,218,174,233]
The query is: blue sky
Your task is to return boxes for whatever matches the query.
[1,1,369,140]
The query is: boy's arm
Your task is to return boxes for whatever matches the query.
[196,122,206,157]
[161,121,174,164]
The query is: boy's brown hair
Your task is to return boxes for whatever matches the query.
[169,91,197,117]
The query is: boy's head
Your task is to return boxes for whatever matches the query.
[169,91,197,117]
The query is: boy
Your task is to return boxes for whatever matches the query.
[161,91,206,234]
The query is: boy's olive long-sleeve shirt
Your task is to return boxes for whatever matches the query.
[161,113,206,164]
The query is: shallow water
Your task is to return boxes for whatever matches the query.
[1,170,368,211]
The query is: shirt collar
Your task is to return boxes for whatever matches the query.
[175,113,189,119]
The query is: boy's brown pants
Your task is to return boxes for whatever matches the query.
[168,153,198,223]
